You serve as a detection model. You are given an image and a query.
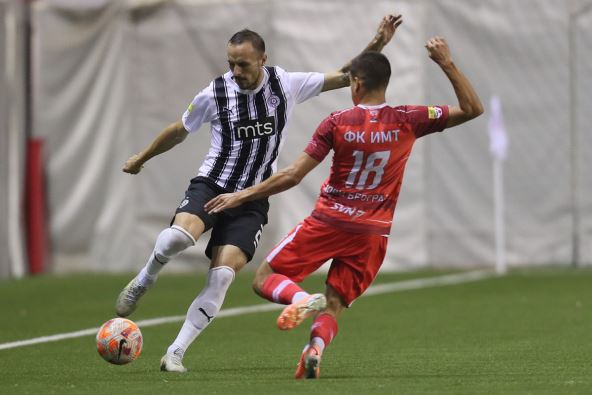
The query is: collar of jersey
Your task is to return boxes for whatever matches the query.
[229,68,269,95]
[356,103,388,110]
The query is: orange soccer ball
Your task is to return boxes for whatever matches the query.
[96,318,143,365]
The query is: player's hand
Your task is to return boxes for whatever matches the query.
[122,154,144,174]
[425,36,453,67]
[204,192,245,214]
[375,14,403,47]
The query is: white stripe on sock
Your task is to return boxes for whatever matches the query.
[311,337,325,353]
[272,280,292,303]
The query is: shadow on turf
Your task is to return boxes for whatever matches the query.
[129,366,291,377]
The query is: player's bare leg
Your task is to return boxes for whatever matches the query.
[161,245,246,372]
[252,260,275,297]
[295,285,345,379]
[115,213,204,317]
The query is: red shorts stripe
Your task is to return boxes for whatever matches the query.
[266,224,303,262]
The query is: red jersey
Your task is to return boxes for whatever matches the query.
[304,104,449,235]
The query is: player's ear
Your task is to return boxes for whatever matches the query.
[352,76,366,104]
[260,53,267,66]
[352,76,362,94]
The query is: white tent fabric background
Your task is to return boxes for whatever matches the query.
[425,0,575,265]
[575,2,592,268]
[28,0,592,273]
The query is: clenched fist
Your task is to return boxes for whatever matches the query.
[425,36,453,67]
[122,154,144,174]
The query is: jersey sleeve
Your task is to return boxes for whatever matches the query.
[284,69,325,104]
[181,81,217,133]
[304,115,335,162]
[404,105,449,138]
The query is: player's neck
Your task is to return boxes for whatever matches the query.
[357,93,386,106]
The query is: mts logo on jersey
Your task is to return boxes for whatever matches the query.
[233,117,276,140]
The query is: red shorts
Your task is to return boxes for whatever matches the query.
[266,216,388,306]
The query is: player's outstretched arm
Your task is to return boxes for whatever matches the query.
[122,120,189,174]
[321,14,402,92]
[425,36,484,128]
[205,153,320,214]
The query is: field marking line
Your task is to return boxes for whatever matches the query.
[0,270,496,351]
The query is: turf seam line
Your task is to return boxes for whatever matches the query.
[0,270,496,351]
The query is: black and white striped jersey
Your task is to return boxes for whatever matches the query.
[182,66,324,192]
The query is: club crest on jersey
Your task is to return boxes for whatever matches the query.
[428,106,443,119]
[267,95,281,108]
[369,109,379,123]
[222,106,236,115]
[233,116,276,140]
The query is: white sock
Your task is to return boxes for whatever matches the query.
[311,336,326,353]
[167,266,235,356]
[137,225,195,286]
[292,291,309,304]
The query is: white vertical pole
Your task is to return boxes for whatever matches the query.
[6,0,26,278]
[488,95,508,275]
[493,157,506,274]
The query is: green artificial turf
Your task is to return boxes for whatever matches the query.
[0,268,591,394]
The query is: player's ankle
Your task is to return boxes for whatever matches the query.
[167,344,185,357]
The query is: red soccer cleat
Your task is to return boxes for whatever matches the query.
[294,344,322,379]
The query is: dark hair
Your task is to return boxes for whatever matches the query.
[350,51,391,91]
[228,29,266,54]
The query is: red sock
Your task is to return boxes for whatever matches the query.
[310,313,338,352]
[260,273,305,305]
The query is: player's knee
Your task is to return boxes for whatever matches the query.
[324,292,346,317]
[252,274,265,295]
[210,246,248,272]
[251,270,264,291]
[253,261,273,292]
[155,226,194,258]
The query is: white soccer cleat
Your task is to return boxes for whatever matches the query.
[115,276,152,317]
[160,349,187,373]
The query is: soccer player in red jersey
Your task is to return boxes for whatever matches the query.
[205,36,483,379]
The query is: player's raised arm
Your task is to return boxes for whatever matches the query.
[122,120,188,174]
[205,153,320,214]
[321,14,402,92]
[425,36,484,128]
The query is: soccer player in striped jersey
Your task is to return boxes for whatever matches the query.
[205,37,483,379]
[114,15,403,372]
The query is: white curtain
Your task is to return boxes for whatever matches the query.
[31,0,592,273]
